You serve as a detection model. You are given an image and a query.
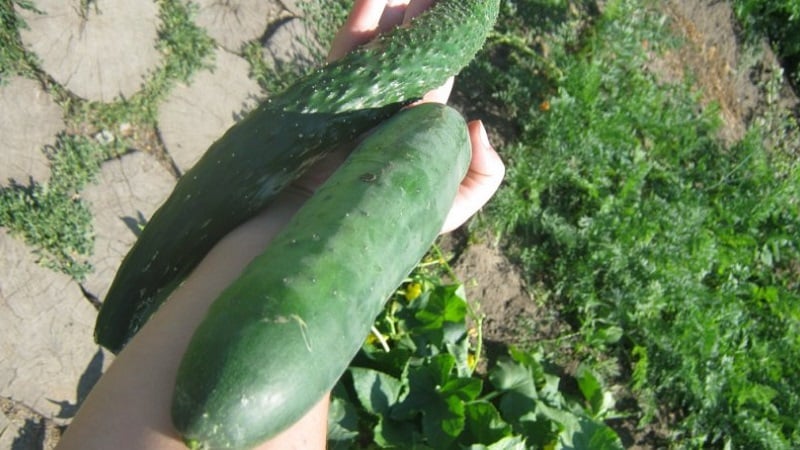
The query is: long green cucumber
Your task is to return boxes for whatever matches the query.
[171,103,471,449]
[95,0,500,353]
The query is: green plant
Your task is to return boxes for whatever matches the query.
[70,0,215,130]
[732,0,800,85]
[0,0,38,81]
[0,134,124,280]
[328,257,624,449]
[244,0,350,94]
[469,0,799,447]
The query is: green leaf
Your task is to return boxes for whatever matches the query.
[462,401,513,445]
[423,394,465,449]
[445,335,473,378]
[557,415,624,450]
[393,354,459,418]
[489,356,539,426]
[326,395,359,446]
[374,416,425,448]
[386,354,481,448]
[575,364,615,418]
[465,436,528,450]
[489,356,538,398]
[350,367,403,416]
[588,325,623,346]
[440,377,483,402]
[414,284,468,329]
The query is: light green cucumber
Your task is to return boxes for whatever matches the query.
[95,0,500,353]
[171,103,472,449]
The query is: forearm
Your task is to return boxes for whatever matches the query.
[56,189,328,450]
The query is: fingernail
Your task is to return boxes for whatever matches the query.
[476,120,492,149]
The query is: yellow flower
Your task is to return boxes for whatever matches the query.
[404,282,422,301]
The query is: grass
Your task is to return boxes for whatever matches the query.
[732,0,800,87]
[461,0,800,447]
[0,0,351,279]
[0,0,38,81]
[0,0,213,278]
[244,0,350,93]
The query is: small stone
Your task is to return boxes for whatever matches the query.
[93,130,115,145]
[118,122,134,138]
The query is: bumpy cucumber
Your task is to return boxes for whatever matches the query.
[171,103,471,449]
[95,0,500,353]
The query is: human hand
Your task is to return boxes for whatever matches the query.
[297,0,505,234]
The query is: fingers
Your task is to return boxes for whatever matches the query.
[418,76,453,105]
[327,0,418,62]
[402,0,436,24]
[328,0,439,60]
[379,0,412,31]
[328,0,451,104]
[327,0,387,61]
[440,120,505,234]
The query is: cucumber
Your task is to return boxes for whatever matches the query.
[94,0,500,353]
[171,103,471,449]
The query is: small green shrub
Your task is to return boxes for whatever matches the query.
[329,258,625,450]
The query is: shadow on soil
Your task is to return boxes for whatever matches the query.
[48,348,105,419]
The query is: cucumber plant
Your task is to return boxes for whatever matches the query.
[327,258,625,450]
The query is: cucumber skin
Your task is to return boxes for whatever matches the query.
[171,104,472,449]
[94,0,501,354]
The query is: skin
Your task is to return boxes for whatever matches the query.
[55,1,505,449]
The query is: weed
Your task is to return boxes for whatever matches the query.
[0,134,125,280]
[244,0,359,94]
[0,0,38,81]
[732,0,800,86]
[71,0,214,130]
[0,0,212,282]
[474,0,799,447]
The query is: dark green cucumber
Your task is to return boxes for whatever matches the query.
[171,103,471,449]
[95,0,500,353]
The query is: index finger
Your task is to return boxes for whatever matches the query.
[327,0,387,61]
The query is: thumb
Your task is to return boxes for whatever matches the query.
[441,120,505,234]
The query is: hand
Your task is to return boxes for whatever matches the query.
[298,0,505,234]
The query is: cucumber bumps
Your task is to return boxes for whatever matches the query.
[172,103,472,449]
[95,0,500,353]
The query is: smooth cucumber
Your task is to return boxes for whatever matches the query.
[95,0,500,353]
[171,103,472,449]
